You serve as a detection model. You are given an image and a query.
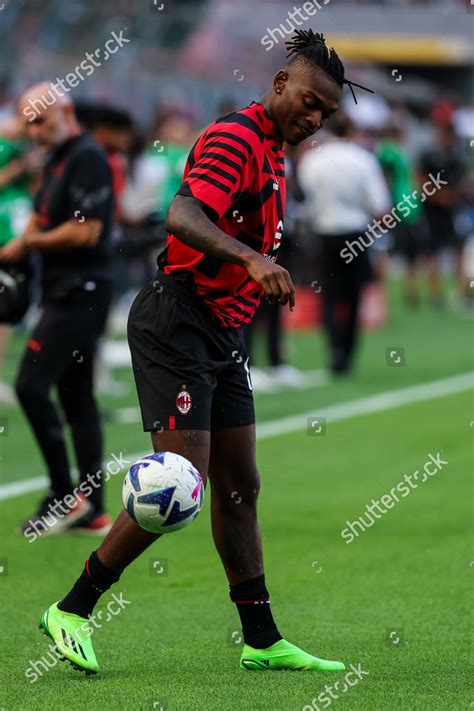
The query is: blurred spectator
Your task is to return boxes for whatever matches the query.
[76,103,135,397]
[122,108,196,223]
[298,112,390,374]
[0,81,15,124]
[376,122,426,307]
[454,100,474,140]
[418,119,467,307]
[75,104,134,222]
[0,84,115,534]
[343,94,391,146]
[245,155,306,390]
[0,116,36,402]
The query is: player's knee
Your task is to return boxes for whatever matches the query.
[15,375,47,408]
[247,468,261,503]
[215,466,260,510]
[60,391,96,424]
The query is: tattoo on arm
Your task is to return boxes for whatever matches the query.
[165,196,254,268]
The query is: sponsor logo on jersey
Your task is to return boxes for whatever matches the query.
[273,219,283,250]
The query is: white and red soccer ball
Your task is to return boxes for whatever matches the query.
[122,452,204,534]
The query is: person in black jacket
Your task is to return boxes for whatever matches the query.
[0,83,114,536]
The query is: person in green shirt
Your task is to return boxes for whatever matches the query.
[0,121,34,401]
[123,111,195,222]
[0,131,33,245]
[376,124,425,307]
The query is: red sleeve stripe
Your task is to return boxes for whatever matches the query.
[185,172,232,194]
[205,131,253,156]
[193,161,239,185]
[217,113,264,142]
[199,151,243,173]
[203,140,249,165]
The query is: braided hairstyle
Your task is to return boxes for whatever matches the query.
[285,29,373,104]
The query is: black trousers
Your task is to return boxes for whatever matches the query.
[244,297,283,368]
[319,233,372,373]
[15,281,112,512]
[243,232,293,367]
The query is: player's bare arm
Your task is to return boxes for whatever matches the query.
[25,217,103,251]
[0,216,103,260]
[165,194,295,308]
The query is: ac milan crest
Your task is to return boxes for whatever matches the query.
[176,387,192,415]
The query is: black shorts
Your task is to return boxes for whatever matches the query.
[127,272,255,432]
[424,205,462,255]
[391,221,425,264]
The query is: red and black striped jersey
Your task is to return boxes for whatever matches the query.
[162,101,286,328]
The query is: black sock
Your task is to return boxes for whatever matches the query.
[230,574,282,649]
[58,550,121,618]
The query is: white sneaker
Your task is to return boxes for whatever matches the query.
[0,381,15,404]
[47,492,93,535]
[249,367,276,392]
[268,364,307,388]
[97,374,129,397]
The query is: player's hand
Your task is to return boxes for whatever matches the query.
[0,237,28,262]
[244,253,295,310]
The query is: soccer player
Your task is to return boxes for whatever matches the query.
[0,84,114,535]
[39,31,370,673]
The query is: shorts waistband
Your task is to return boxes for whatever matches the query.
[153,269,207,311]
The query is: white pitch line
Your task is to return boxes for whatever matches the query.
[0,371,472,501]
[256,370,473,439]
[116,407,141,424]
[0,476,49,501]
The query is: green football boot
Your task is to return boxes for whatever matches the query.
[240,638,345,671]
[39,602,98,674]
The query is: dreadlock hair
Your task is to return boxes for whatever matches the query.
[285,29,373,105]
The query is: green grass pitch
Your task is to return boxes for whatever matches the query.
[0,281,472,710]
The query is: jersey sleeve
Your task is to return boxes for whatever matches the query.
[67,149,113,222]
[176,125,254,220]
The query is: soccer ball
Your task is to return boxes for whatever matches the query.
[122,452,204,534]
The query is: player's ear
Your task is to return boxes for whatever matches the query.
[273,70,288,95]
